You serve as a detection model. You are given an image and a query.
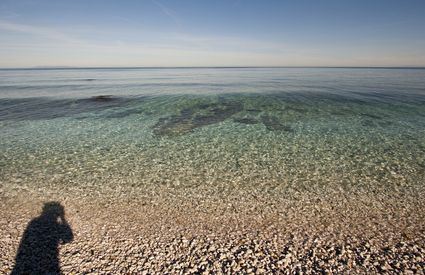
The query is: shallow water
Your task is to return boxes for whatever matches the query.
[1,68,425,195]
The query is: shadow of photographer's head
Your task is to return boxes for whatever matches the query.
[41,201,65,220]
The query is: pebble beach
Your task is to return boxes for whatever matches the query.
[1,184,424,274]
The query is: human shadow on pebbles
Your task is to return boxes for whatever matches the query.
[11,202,73,275]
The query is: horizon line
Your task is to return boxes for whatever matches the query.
[1,66,425,70]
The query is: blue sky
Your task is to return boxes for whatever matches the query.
[0,0,424,67]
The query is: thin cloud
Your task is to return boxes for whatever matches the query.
[0,10,21,19]
[170,32,316,55]
[4,20,409,67]
[0,20,84,45]
[151,0,182,26]
[113,16,134,25]
[0,20,319,59]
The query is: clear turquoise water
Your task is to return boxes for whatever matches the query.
[1,68,425,195]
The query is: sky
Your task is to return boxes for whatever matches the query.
[0,0,425,68]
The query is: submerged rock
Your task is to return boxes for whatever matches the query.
[233,117,259,125]
[105,108,144,118]
[153,114,196,136]
[153,101,243,136]
[0,96,136,121]
[192,102,243,126]
[261,115,293,132]
[90,95,116,102]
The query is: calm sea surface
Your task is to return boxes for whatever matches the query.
[1,68,424,195]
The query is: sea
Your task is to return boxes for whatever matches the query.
[1,67,424,196]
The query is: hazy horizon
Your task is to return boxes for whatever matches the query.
[2,66,425,70]
[1,0,425,68]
